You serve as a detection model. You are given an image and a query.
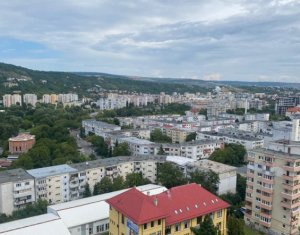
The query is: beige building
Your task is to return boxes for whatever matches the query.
[245,143,300,235]
[162,127,191,143]
[0,169,35,215]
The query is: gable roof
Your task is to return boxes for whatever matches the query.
[106,183,229,226]
[106,187,167,225]
[152,183,229,225]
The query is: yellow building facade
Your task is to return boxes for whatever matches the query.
[107,183,228,235]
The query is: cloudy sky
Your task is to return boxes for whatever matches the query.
[0,0,299,82]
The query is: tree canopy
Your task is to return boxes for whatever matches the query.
[150,129,172,143]
[209,143,246,166]
[157,162,187,188]
[189,170,219,194]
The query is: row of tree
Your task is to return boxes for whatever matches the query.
[83,172,151,197]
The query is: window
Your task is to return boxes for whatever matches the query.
[151,221,154,227]
[158,219,161,225]
[197,216,202,224]
[217,210,222,218]
[175,223,181,232]
[121,214,124,224]
[184,220,189,229]
[144,223,147,229]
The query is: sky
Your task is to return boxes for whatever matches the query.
[0,0,300,82]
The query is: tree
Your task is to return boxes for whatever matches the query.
[83,183,92,198]
[12,154,33,169]
[237,174,246,201]
[93,177,113,195]
[227,217,245,235]
[209,144,246,167]
[157,162,187,188]
[112,176,125,191]
[157,145,166,155]
[113,142,131,157]
[186,132,197,142]
[191,215,218,235]
[189,170,219,194]
[150,129,172,143]
[125,172,151,187]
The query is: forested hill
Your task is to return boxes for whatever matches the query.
[0,63,208,97]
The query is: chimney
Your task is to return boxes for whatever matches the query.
[153,197,158,206]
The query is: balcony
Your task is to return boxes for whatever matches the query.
[259,220,271,228]
[260,211,272,220]
[246,188,253,194]
[281,192,300,201]
[260,203,272,210]
[245,204,252,210]
[261,178,274,185]
[283,164,300,173]
[247,172,255,178]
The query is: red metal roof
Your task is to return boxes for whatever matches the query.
[287,107,300,113]
[106,183,229,226]
[106,187,167,225]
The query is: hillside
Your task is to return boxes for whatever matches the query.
[0,63,209,97]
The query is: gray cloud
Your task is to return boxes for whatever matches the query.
[0,0,299,82]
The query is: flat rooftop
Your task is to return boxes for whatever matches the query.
[71,155,167,171]
[120,136,154,145]
[82,119,120,129]
[0,168,34,184]
[27,164,77,178]
[188,159,236,173]
[0,213,70,235]
[249,148,300,160]
[200,131,263,141]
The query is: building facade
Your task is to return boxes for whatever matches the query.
[107,183,229,235]
[9,133,36,154]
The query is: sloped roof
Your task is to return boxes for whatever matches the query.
[106,183,229,226]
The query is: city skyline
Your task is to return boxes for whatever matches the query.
[0,0,300,82]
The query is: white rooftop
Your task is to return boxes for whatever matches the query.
[0,213,70,235]
[166,155,196,166]
[27,164,77,178]
[47,184,167,228]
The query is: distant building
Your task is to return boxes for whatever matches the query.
[9,133,35,154]
[82,119,121,137]
[2,94,22,107]
[107,183,229,235]
[275,96,300,115]
[23,94,38,107]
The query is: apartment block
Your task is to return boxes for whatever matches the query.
[245,143,300,235]
[82,119,121,137]
[27,165,78,204]
[2,94,22,107]
[23,94,38,107]
[0,169,35,215]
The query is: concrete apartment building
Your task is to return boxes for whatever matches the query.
[162,140,224,160]
[197,131,264,150]
[167,156,237,195]
[162,126,192,143]
[0,169,35,215]
[2,94,22,107]
[27,165,78,204]
[82,119,121,137]
[244,141,300,235]
[23,94,38,107]
[9,133,35,154]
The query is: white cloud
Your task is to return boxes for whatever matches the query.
[0,0,299,82]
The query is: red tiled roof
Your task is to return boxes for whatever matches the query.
[151,183,229,225]
[287,107,300,113]
[106,188,167,225]
[106,183,229,226]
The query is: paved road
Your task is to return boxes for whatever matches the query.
[70,130,101,158]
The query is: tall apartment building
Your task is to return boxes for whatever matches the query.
[245,141,300,235]
[0,169,35,215]
[23,94,37,107]
[276,96,300,115]
[2,94,22,107]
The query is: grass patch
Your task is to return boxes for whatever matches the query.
[244,225,263,235]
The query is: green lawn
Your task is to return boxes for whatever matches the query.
[244,225,263,235]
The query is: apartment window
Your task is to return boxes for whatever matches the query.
[197,216,202,224]
[144,223,147,229]
[175,223,181,232]
[217,210,222,218]
[158,219,161,225]
[121,214,124,224]
[25,182,30,185]
[184,220,189,229]
[89,227,93,235]
[151,221,154,227]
